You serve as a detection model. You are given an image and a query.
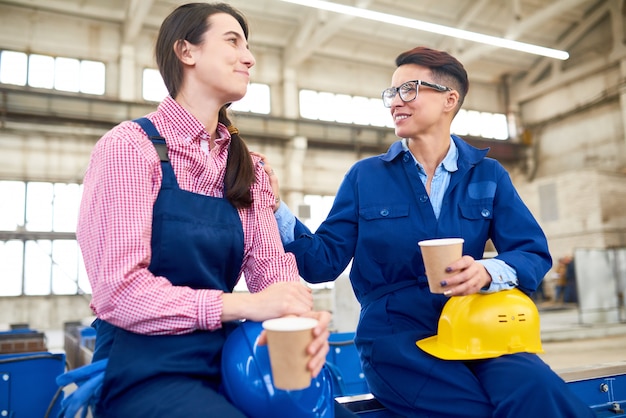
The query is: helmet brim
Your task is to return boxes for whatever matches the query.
[416,335,545,360]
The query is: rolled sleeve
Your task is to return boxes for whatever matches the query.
[196,289,224,331]
[477,258,518,293]
[274,201,296,245]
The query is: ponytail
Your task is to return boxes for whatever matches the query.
[219,106,254,208]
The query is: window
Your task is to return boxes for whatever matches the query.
[0,180,88,296]
[142,68,169,102]
[231,82,271,114]
[0,241,24,296]
[451,109,509,140]
[142,68,271,115]
[54,57,80,92]
[0,181,26,231]
[28,54,55,89]
[0,49,105,95]
[79,60,106,95]
[299,88,510,139]
[299,89,394,128]
[0,50,27,86]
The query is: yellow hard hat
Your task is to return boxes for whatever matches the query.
[416,288,544,360]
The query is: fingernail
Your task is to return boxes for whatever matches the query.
[445,267,452,273]
[440,280,447,287]
[444,290,452,296]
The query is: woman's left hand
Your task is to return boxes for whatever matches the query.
[257,310,332,378]
[440,255,492,296]
[302,310,332,377]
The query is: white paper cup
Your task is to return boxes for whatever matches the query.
[418,238,464,293]
[262,317,318,390]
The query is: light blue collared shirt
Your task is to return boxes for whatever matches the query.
[401,137,456,220]
[274,201,296,243]
[402,137,517,292]
[276,136,518,293]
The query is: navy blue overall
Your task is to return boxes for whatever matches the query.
[91,118,247,417]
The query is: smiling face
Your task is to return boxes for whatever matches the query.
[181,12,255,105]
[388,64,458,140]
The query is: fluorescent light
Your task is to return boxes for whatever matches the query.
[278,0,569,60]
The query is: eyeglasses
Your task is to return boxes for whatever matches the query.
[381,80,452,108]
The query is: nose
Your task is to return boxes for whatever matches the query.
[243,48,255,68]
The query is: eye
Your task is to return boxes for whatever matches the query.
[399,82,415,95]
[227,37,238,44]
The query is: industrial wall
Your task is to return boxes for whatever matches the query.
[1,2,625,332]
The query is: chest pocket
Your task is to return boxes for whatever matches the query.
[359,204,410,221]
[359,204,411,263]
[459,202,493,220]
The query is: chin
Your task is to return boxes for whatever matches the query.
[395,127,408,138]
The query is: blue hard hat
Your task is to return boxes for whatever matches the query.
[221,320,334,418]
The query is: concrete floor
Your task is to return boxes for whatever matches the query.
[537,303,626,372]
[541,334,626,371]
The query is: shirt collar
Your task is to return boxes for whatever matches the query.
[400,137,459,172]
[158,96,232,146]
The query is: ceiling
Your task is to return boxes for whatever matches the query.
[0,0,609,85]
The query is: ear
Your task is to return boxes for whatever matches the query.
[174,39,195,65]
[443,89,460,113]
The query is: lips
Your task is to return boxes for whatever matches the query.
[394,113,410,123]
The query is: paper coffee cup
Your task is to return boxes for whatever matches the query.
[418,238,464,293]
[262,316,318,390]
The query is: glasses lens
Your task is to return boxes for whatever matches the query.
[382,88,396,108]
[399,81,417,102]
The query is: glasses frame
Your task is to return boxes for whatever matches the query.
[381,79,452,108]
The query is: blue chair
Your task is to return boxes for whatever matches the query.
[0,351,66,417]
[326,332,370,397]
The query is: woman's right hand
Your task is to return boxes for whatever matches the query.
[221,281,313,323]
[251,281,314,321]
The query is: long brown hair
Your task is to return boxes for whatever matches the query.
[155,2,254,208]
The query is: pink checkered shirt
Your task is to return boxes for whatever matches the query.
[77,97,299,334]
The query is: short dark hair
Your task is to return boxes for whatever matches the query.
[395,46,469,110]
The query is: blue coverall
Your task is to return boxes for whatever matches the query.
[284,136,595,417]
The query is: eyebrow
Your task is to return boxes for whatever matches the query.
[223,30,249,48]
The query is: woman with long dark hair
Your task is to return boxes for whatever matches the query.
[75,3,337,416]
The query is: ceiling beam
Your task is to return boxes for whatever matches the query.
[515,1,611,100]
[0,0,125,23]
[283,0,372,68]
[459,0,593,64]
[437,0,490,53]
[123,0,155,43]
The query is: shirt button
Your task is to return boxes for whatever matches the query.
[419,195,428,203]
[403,154,410,163]
[380,209,389,216]
[481,209,491,217]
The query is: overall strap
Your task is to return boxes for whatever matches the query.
[133,117,169,162]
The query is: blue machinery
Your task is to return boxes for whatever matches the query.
[327,332,626,417]
[0,327,624,417]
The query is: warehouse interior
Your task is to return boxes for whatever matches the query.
[0,0,625,415]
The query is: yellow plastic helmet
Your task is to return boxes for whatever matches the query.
[416,288,544,360]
